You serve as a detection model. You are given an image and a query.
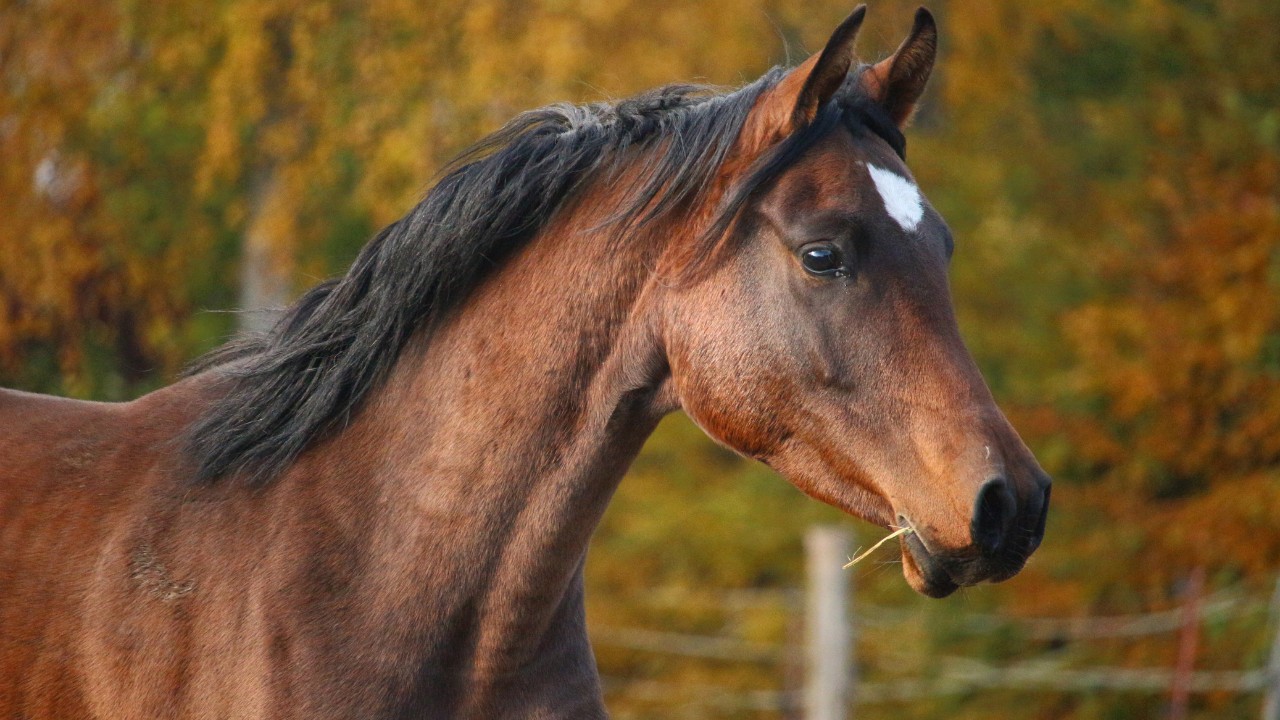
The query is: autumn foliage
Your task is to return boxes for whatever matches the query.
[1,0,1277,717]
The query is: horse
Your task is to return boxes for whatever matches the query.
[0,6,1050,718]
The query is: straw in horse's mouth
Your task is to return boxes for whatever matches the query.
[842,525,914,569]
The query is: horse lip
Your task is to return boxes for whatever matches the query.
[898,517,960,598]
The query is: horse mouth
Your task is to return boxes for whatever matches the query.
[897,514,1037,598]
[900,527,961,598]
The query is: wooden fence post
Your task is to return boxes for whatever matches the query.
[1262,576,1280,720]
[1169,567,1205,720]
[806,526,852,720]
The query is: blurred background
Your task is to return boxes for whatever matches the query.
[1,0,1277,717]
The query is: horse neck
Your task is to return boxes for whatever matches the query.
[293,198,678,697]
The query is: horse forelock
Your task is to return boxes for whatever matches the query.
[183,65,894,486]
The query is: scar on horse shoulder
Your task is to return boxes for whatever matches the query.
[129,541,196,603]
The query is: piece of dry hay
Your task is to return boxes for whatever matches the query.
[842,526,913,569]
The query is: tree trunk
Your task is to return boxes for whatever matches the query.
[238,167,291,334]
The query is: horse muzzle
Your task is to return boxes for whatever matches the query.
[900,472,1051,598]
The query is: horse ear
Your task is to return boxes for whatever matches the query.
[858,8,938,128]
[740,6,866,150]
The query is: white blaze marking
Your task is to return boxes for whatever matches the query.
[866,164,924,233]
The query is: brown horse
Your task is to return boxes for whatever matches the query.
[0,7,1049,718]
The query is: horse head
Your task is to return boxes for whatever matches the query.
[660,7,1051,597]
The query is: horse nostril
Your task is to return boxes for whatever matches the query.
[972,477,1015,555]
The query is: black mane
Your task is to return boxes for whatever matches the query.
[185,67,899,485]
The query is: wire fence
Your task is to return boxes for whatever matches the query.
[590,528,1280,718]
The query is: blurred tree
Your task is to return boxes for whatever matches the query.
[1051,1,1280,573]
[0,0,199,396]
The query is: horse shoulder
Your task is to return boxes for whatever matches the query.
[0,379,212,575]
[0,387,125,476]
[0,380,220,717]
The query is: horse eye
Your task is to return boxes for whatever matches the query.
[800,244,846,277]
